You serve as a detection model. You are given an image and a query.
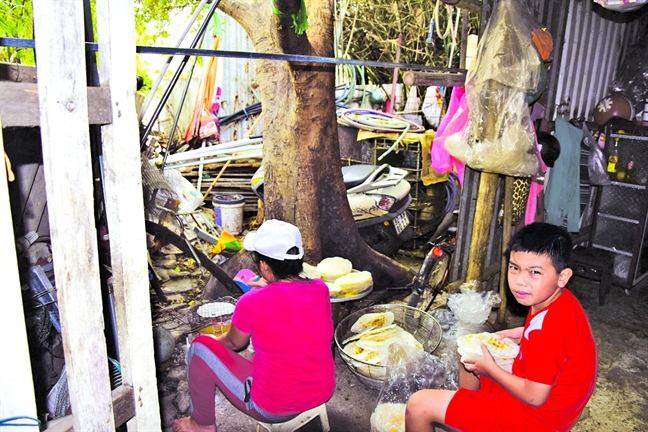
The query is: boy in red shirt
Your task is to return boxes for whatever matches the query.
[406,222,597,431]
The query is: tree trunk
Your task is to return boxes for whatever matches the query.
[206,0,410,295]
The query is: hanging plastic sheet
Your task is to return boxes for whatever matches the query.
[443,0,543,177]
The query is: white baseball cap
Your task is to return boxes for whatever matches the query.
[243,219,304,261]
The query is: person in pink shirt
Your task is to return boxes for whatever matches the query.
[173,220,336,432]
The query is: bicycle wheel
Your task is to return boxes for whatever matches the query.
[417,253,451,312]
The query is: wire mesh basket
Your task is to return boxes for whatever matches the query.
[334,303,443,389]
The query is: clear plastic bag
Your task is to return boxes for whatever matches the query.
[370,341,447,432]
[444,0,543,177]
[582,122,611,185]
[608,43,648,113]
[447,285,500,325]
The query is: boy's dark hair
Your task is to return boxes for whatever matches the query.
[255,247,304,280]
[506,222,572,272]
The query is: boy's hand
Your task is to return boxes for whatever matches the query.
[495,327,524,345]
[462,343,498,378]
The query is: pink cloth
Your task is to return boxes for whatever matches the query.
[232,278,336,414]
[431,87,467,184]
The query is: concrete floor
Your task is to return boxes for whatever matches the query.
[155,272,648,432]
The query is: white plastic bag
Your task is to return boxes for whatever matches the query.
[163,169,204,213]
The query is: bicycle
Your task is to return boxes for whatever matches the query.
[406,232,455,311]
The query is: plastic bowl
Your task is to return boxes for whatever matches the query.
[335,303,443,389]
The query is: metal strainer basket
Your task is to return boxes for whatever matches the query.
[335,303,443,389]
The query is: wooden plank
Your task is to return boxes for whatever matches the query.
[0,82,112,127]
[0,117,39,430]
[96,0,162,429]
[466,172,499,283]
[0,61,38,82]
[402,71,467,88]
[32,0,115,430]
[112,385,136,427]
[43,385,136,432]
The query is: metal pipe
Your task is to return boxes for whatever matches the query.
[140,0,221,149]
[138,0,210,122]
[163,147,263,170]
[162,137,263,163]
[161,55,199,168]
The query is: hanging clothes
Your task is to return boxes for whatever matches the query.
[544,118,582,232]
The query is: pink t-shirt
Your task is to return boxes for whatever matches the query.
[232,278,335,414]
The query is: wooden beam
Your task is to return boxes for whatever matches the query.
[32,0,115,429]
[0,82,113,127]
[497,176,514,326]
[96,0,162,429]
[0,116,39,430]
[465,172,499,282]
[43,385,136,432]
[402,71,466,88]
[0,61,38,82]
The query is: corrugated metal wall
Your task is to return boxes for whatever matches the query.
[544,1,647,121]
[461,0,646,123]
[216,11,262,143]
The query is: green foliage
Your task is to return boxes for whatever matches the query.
[336,0,480,84]
[0,0,35,64]
[134,0,195,46]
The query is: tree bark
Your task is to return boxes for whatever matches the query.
[211,0,411,292]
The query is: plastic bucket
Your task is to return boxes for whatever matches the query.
[212,193,245,235]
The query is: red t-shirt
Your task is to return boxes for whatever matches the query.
[446,289,597,431]
[232,278,335,414]
[513,288,597,430]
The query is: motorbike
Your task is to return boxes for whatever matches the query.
[250,163,414,256]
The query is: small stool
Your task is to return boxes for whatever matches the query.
[256,403,330,432]
[571,246,613,306]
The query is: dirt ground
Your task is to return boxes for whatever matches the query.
[151,249,648,431]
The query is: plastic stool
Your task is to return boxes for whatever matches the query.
[256,403,330,432]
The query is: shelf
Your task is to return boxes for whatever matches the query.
[596,213,639,224]
[608,181,646,190]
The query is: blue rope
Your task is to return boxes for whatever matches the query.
[0,416,41,427]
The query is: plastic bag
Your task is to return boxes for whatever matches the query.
[608,43,648,113]
[447,285,500,325]
[422,86,443,129]
[582,122,611,185]
[444,0,543,177]
[370,340,447,432]
[163,169,204,213]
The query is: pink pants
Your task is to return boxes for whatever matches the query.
[187,335,298,426]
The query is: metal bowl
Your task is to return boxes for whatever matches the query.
[334,303,443,389]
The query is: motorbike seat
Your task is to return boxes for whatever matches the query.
[342,164,380,190]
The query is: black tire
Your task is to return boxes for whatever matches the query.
[358,222,403,256]
[418,254,450,311]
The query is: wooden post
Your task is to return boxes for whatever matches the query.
[497,176,514,326]
[465,173,499,282]
[33,0,114,429]
[0,117,39,430]
[96,0,162,429]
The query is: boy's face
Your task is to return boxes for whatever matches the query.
[508,250,573,314]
